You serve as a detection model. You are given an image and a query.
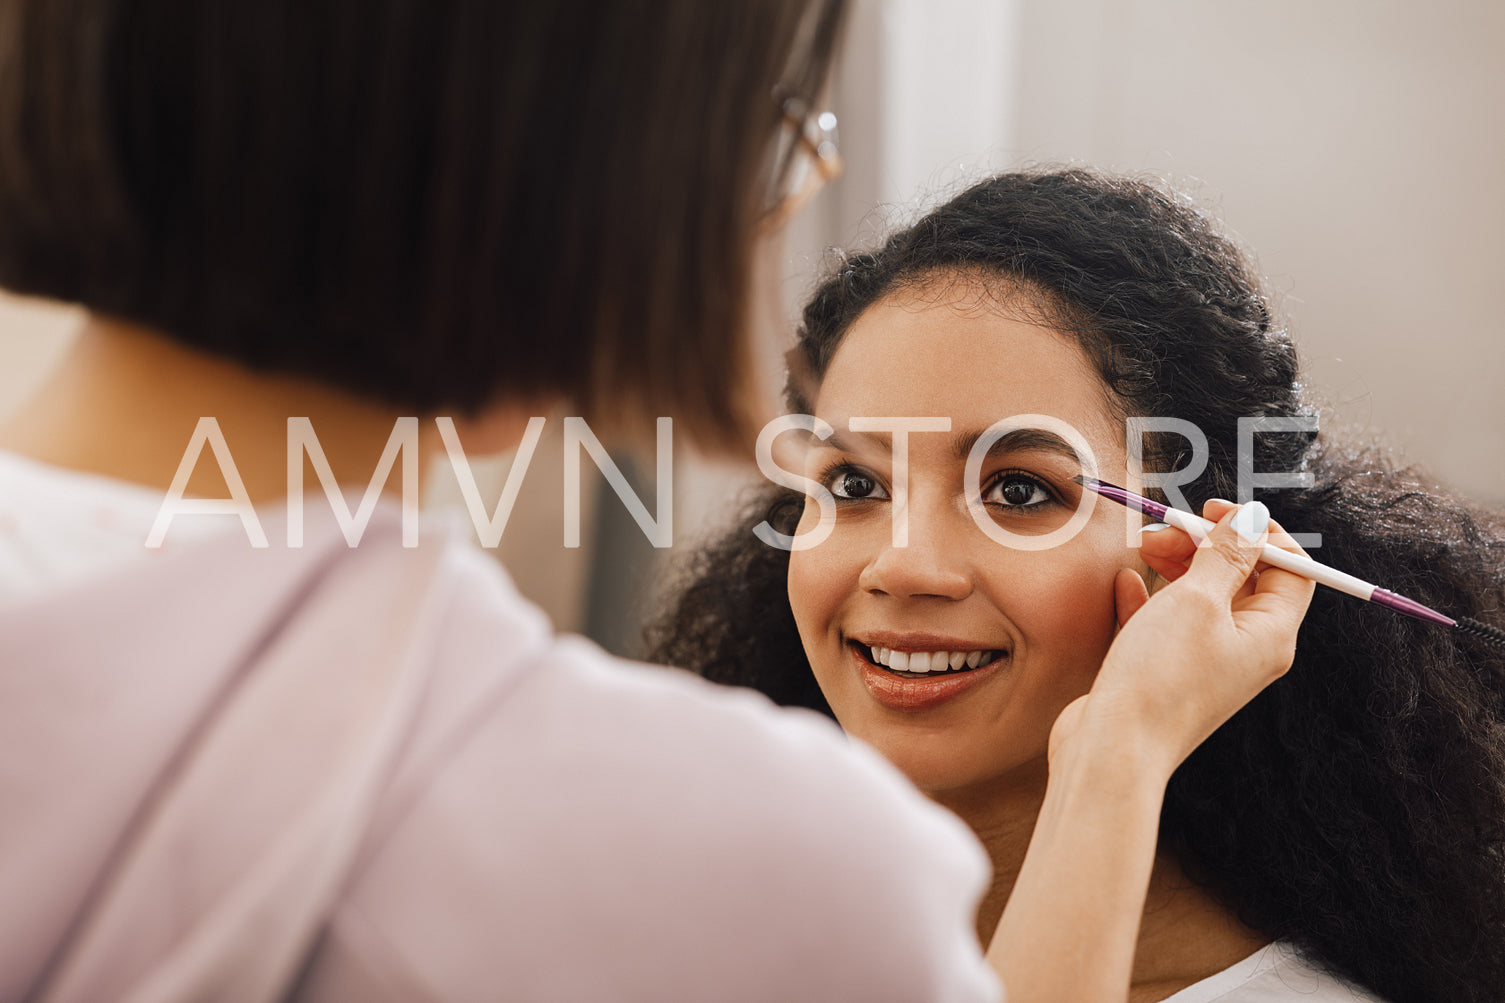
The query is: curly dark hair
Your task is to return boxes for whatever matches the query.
[646,170,1505,1002]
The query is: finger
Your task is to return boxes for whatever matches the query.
[1239,514,1313,598]
[1114,568,1151,628]
[1141,552,1193,583]
[1136,522,1197,563]
[1201,498,1240,523]
[1244,532,1317,618]
[1135,521,1195,582]
[1226,567,1314,681]
[1252,512,1309,565]
[1238,566,1314,621]
[1181,500,1270,598]
[1227,510,1317,664]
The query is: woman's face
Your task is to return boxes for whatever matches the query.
[788,281,1144,797]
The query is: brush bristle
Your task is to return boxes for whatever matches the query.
[1455,617,1505,653]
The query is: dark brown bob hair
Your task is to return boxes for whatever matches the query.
[0,0,844,450]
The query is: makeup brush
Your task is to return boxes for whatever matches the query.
[1072,475,1505,653]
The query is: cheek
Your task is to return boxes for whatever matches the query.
[787,516,876,708]
[787,543,843,647]
[787,497,862,639]
[1002,539,1125,672]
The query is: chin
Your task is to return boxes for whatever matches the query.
[848,725,1041,799]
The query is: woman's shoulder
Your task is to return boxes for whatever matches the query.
[0,503,998,1002]
[1163,941,1390,1003]
[0,448,198,597]
[415,526,992,888]
[316,529,1001,1001]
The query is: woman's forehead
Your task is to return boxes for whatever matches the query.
[814,289,1123,459]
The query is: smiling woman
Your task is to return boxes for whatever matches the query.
[647,169,1505,1002]
[789,288,1135,796]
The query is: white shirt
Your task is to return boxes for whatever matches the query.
[1166,941,1389,1002]
[0,449,181,596]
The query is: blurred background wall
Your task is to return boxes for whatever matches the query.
[809,0,1505,505]
[2,0,1499,651]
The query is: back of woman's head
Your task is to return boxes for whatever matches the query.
[0,0,844,450]
[653,169,1505,1001]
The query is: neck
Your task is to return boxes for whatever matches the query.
[0,315,530,502]
[932,763,1271,1001]
[930,767,1047,948]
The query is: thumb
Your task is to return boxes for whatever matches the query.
[1183,500,1269,598]
[1114,568,1150,629]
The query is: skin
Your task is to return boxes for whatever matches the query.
[789,280,1273,1000]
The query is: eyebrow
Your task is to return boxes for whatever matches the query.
[952,428,1084,466]
[818,424,1084,466]
[823,427,890,455]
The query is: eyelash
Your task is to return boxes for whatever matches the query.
[817,462,1057,512]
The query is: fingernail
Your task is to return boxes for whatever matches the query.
[1231,501,1269,544]
[1138,523,1172,534]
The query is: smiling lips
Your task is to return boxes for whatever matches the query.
[849,637,1009,712]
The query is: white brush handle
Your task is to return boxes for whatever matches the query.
[1159,506,1378,601]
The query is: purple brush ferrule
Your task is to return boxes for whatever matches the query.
[1076,476,1169,521]
[1369,588,1456,628]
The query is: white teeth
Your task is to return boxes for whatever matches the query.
[865,645,1002,673]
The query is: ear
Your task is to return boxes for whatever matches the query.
[1113,567,1151,629]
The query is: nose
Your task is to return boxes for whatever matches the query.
[857,505,973,601]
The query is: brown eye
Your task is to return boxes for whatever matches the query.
[840,471,876,498]
[985,473,1051,508]
[828,467,888,500]
[1001,480,1034,505]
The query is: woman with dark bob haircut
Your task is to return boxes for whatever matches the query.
[650,169,1505,1002]
[0,2,1316,1000]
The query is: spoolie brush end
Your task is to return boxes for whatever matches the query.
[1455,617,1505,654]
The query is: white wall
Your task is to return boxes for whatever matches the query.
[1013,0,1505,504]
[807,0,1505,504]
